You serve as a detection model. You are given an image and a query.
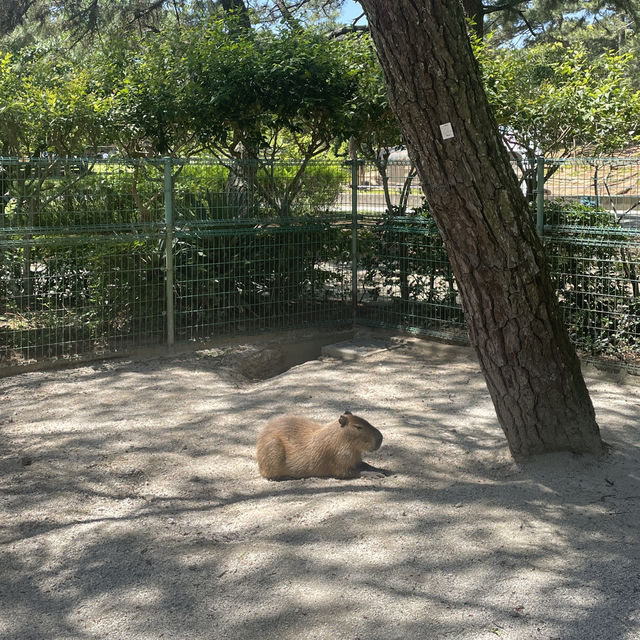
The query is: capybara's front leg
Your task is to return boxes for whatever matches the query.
[357,461,392,477]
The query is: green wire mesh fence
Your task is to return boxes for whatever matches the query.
[1,155,639,372]
[169,159,354,342]
[353,160,466,339]
[540,158,640,367]
[0,157,167,365]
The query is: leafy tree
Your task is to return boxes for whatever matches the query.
[476,38,640,197]
[1,0,189,43]
[180,18,358,214]
[0,48,111,156]
[185,19,356,155]
[344,34,406,203]
[486,0,640,46]
[95,31,196,157]
[0,45,115,301]
[0,0,349,44]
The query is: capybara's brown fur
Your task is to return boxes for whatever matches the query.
[256,411,383,480]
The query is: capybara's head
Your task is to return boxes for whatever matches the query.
[338,411,383,451]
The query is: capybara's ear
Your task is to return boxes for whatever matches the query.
[339,413,349,427]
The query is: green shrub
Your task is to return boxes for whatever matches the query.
[359,202,465,329]
[545,198,639,359]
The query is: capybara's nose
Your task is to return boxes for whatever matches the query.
[374,431,383,450]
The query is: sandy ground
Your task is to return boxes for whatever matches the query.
[1,333,639,640]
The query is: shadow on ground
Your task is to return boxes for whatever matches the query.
[1,338,639,640]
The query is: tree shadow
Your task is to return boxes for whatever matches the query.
[1,338,639,639]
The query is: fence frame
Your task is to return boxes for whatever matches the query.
[1,154,639,374]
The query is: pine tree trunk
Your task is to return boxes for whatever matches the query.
[360,0,603,458]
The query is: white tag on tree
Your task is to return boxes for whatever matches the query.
[440,122,454,140]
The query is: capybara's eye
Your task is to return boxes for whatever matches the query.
[355,425,362,430]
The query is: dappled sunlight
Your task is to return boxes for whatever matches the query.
[1,337,639,639]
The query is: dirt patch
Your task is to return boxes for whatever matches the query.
[1,334,639,640]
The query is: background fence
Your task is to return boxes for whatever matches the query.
[1,155,639,373]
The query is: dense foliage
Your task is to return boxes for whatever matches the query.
[478,40,640,158]
[1,1,639,367]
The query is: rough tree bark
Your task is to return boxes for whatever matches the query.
[359,0,603,458]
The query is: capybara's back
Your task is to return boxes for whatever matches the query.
[256,411,382,480]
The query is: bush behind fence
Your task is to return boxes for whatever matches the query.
[1,156,639,371]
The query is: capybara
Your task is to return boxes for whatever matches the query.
[256,411,383,480]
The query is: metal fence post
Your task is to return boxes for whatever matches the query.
[350,158,360,322]
[536,156,545,238]
[164,157,175,347]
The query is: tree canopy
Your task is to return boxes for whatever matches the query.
[1,0,640,164]
[474,35,640,195]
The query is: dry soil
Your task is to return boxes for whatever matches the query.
[1,333,639,640]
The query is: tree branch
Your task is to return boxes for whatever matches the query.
[327,23,369,38]
[482,0,526,15]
